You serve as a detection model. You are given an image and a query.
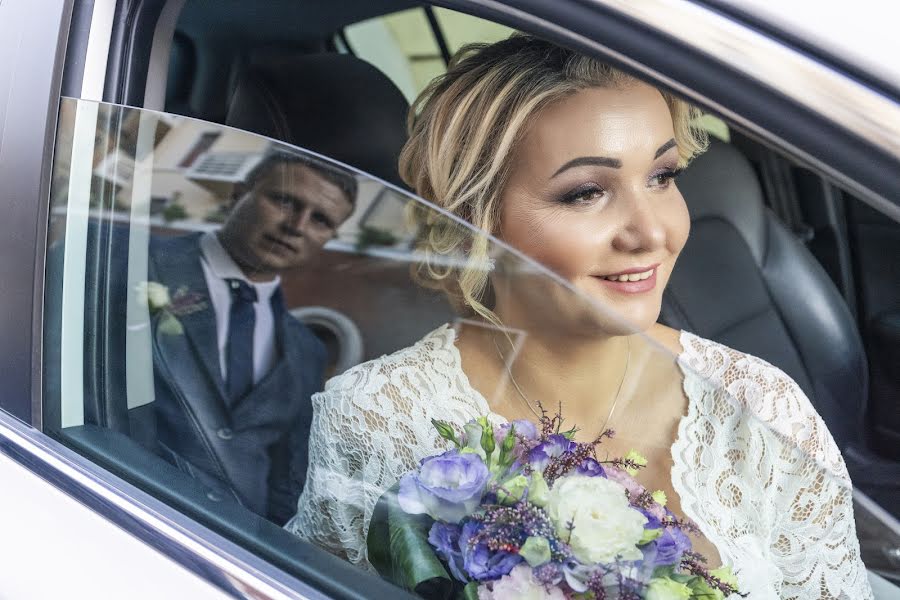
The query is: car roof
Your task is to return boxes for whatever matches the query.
[712,0,900,93]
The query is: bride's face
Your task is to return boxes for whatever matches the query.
[497,83,689,333]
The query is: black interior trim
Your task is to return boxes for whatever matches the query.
[103,0,169,106]
[423,6,452,64]
[60,0,95,97]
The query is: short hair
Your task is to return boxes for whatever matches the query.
[399,34,708,324]
[243,149,358,205]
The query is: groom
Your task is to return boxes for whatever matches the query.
[147,150,356,524]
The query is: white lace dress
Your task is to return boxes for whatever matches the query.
[285,325,873,599]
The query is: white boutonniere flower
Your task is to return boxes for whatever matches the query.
[135,281,183,335]
[135,281,172,312]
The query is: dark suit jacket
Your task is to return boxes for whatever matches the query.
[145,233,326,524]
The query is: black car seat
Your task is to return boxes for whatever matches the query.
[225,52,409,186]
[661,138,900,517]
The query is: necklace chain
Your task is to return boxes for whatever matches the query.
[492,335,631,434]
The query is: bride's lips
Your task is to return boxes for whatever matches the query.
[591,264,659,294]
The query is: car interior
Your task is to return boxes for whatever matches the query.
[43,0,900,592]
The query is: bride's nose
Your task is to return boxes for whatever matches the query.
[610,192,666,253]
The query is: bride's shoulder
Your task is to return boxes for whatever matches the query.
[662,325,850,479]
[319,323,458,396]
[647,322,792,387]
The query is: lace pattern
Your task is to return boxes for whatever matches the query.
[674,331,872,599]
[286,325,873,599]
[284,326,501,567]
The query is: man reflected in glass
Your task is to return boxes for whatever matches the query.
[148,150,356,524]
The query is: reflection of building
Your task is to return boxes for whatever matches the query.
[108,117,269,226]
[85,107,423,255]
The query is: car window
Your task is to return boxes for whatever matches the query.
[42,96,690,590]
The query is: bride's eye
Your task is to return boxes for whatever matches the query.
[648,167,683,189]
[558,183,607,206]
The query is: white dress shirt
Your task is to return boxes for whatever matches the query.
[199,232,281,385]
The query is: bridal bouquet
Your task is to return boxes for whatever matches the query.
[367,409,742,599]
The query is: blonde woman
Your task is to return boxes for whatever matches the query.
[286,35,871,598]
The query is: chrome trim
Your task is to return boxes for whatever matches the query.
[0,410,324,600]
[80,0,117,100]
[854,489,900,538]
[443,0,900,221]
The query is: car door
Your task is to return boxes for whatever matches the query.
[1,0,899,597]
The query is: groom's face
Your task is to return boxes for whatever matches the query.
[219,161,354,281]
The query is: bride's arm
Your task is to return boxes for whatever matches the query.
[283,367,392,568]
[749,369,873,599]
[678,332,873,598]
[283,359,438,569]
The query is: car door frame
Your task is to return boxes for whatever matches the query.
[2,0,899,598]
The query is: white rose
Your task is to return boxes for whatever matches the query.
[136,281,171,311]
[546,475,647,564]
[479,565,566,600]
[147,282,171,310]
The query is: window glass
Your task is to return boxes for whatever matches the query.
[432,7,515,53]
[43,96,876,596]
[344,8,514,102]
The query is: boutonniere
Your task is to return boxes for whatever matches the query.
[135,282,208,336]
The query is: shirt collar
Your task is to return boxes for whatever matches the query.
[200,231,281,299]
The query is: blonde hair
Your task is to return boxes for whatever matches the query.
[399,35,708,324]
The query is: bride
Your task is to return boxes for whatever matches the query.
[285,35,872,598]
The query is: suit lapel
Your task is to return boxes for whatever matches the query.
[150,233,226,403]
[229,299,324,426]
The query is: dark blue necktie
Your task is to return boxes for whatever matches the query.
[226,278,257,403]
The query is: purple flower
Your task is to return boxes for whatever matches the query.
[398,449,490,523]
[528,434,576,472]
[495,419,538,445]
[576,458,606,477]
[642,527,692,568]
[459,520,522,581]
[428,522,467,581]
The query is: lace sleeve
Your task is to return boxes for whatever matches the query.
[283,328,478,569]
[676,333,873,599]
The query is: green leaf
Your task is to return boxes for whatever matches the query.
[458,582,480,600]
[157,312,184,336]
[367,482,455,598]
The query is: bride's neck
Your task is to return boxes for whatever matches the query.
[463,310,632,426]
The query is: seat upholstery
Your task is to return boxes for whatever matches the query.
[662,139,900,515]
[225,52,410,186]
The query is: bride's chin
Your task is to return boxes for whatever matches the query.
[575,299,662,338]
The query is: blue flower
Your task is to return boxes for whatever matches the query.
[575,458,606,477]
[459,520,522,581]
[495,419,537,443]
[642,527,692,568]
[397,449,490,523]
[427,522,467,581]
[528,434,576,471]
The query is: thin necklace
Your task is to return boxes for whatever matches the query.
[492,335,631,434]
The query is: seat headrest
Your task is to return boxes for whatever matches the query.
[225,53,410,186]
[677,138,767,263]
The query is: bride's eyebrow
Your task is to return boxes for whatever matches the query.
[654,138,677,159]
[550,138,678,178]
[551,156,621,178]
